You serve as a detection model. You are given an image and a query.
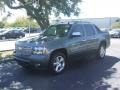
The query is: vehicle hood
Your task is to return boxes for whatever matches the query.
[16,35,62,47]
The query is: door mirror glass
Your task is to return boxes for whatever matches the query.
[71,32,81,37]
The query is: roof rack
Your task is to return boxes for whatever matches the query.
[72,21,91,24]
[54,20,91,25]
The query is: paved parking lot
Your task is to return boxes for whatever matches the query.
[0,39,120,90]
[0,33,39,51]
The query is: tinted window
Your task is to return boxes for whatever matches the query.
[43,24,70,37]
[14,30,20,33]
[71,24,85,37]
[84,24,96,36]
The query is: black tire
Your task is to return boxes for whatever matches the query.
[97,44,106,59]
[49,52,66,74]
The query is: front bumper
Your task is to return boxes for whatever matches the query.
[14,54,50,68]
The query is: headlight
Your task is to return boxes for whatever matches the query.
[33,47,48,54]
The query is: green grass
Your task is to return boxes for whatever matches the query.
[0,50,13,60]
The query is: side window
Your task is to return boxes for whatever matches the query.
[14,30,19,33]
[84,24,96,36]
[71,24,85,37]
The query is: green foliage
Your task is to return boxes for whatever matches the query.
[0,51,13,60]
[112,20,120,29]
[0,21,4,28]
[2,0,81,29]
[5,17,39,28]
[116,19,120,22]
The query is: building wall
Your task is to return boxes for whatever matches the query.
[51,17,119,29]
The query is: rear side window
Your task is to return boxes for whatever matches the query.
[71,24,85,37]
[84,24,96,36]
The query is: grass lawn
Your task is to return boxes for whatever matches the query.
[0,50,13,60]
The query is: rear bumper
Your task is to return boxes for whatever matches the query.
[13,54,50,68]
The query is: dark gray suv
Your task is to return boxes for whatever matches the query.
[14,22,110,74]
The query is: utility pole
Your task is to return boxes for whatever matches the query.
[110,17,112,30]
[29,24,30,37]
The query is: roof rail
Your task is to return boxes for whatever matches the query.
[73,21,91,24]
[55,20,91,25]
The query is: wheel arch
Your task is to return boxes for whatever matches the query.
[100,40,106,48]
[50,48,68,60]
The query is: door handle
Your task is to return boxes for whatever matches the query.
[81,39,86,42]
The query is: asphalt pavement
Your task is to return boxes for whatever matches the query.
[0,39,120,90]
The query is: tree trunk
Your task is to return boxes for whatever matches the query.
[34,16,50,30]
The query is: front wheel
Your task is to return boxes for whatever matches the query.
[49,52,66,74]
[97,44,106,59]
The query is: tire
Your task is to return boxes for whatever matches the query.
[49,52,66,74]
[97,44,106,59]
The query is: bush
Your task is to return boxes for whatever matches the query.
[0,22,5,28]
[112,19,120,29]
[0,51,13,60]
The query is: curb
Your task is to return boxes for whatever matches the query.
[0,39,16,42]
[0,49,14,52]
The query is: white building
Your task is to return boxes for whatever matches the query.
[51,17,119,29]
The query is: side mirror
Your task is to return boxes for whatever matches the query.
[71,32,81,37]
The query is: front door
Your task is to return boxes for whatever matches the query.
[68,24,87,55]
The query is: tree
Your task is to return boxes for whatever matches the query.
[112,19,120,29]
[0,0,4,11]
[2,0,81,29]
[0,21,4,28]
[5,17,39,28]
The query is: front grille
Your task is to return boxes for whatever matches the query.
[15,45,32,56]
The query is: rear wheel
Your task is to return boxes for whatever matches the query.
[97,44,106,59]
[49,52,66,74]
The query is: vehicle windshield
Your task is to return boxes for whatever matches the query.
[43,24,71,37]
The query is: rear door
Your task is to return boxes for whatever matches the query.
[84,24,99,51]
